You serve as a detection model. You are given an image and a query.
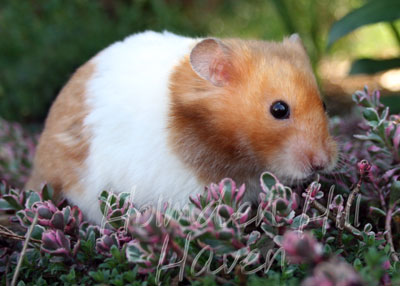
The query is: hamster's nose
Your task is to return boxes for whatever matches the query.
[310,154,328,172]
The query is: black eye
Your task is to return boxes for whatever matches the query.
[323,101,327,111]
[270,101,290,119]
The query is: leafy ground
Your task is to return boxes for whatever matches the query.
[0,87,400,286]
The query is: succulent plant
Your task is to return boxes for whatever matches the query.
[0,87,400,285]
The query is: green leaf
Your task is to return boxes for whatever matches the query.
[290,214,310,230]
[273,235,283,246]
[110,194,117,206]
[111,278,124,286]
[370,207,386,217]
[63,207,71,226]
[3,195,22,210]
[109,210,124,229]
[222,180,233,205]
[263,211,277,226]
[328,0,400,47]
[384,244,391,254]
[203,237,236,253]
[261,172,277,191]
[41,185,54,201]
[354,133,383,143]
[349,58,400,75]
[0,198,13,210]
[90,270,109,283]
[352,228,362,237]
[110,245,121,261]
[60,269,76,283]
[218,230,234,240]
[26,191,41,209]
[100,190,109,202]
[126,244,143,263]
[380,107,389,123]
[260,222,276,237]
[275,199,288,213]
[390,180,400,206]
[118,192,130,208]
[334,249,344,256]
[323,244,332,255]
[122,268,138,281]
[363,108,380,123]
[367,233,376,246]
[247,231,260,246]
[353,258,363,271]
[31,224,46,240]
[364,223,373,233]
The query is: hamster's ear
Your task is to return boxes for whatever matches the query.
[289,33,302,44]
[190,38,232,87]
[287,33,307,52]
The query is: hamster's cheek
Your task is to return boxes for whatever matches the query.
[266,134,313,183]
[267,131,339,183]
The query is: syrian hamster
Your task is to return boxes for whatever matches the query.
[26,31,337,223]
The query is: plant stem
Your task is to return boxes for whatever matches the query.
[373,180,388,213]
[334,182,362,247]
[0,225,41,244]
[345,184,361,229]
[385,199,400,262]
[311,200,363,241]
[11,212,38,286]
[5,260,10,286]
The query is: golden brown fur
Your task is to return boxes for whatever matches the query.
[25,62,93,198]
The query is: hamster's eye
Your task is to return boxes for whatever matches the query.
[270,101,290,120]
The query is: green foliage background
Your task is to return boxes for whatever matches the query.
[0,0,207,122]
[0,0,398,122]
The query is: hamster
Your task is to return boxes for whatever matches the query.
[26,31,337,224]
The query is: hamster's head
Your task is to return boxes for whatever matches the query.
[169,35,338,186]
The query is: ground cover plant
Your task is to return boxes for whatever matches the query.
[0,87,400,285]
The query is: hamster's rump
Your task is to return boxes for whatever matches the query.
[25,61,93,201]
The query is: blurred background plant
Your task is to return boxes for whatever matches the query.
[327,0,400,75]
[0,0,399,122]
